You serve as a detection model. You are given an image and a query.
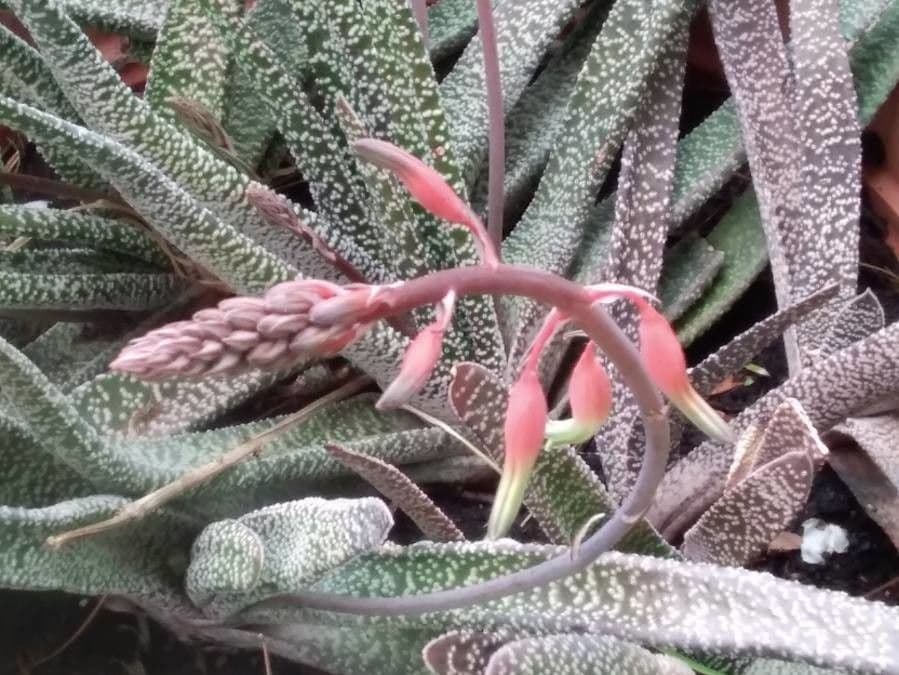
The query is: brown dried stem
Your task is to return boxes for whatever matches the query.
[45,376,371,549]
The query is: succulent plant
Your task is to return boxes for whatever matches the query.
[2,0,899,673]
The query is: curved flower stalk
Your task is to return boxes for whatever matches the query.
[110,134,733,613]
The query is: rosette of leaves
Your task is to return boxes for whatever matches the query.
[2,0,899,674]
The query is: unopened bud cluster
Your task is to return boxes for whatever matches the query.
[111,280,371,379]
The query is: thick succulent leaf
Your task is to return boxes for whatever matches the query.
[674,190,769,346]
[650,317,899,539]
[0,335,151,492]
[484,634,693,675]
[219,0,284,168]
[680,450,816,566]
[0,411,95,506]
[424,630,510,675]
[0,25,104,189]
[583,21,688,499]
[853,0,899,122]
[145,0,243,119]
[6,0,315,277]
[0,269,188,313]
[818,288,885,356]
[448,362,674,556]
[326,443,465,543]
[689,285,839,397]
[428,0,478,62]
[828,414,899,548]
[788,0,862,355]
[249,543,899,673]
[658,235,726,322]
[24,0,169,39]
[70,367,285,438]
[440,0,583,185]
[709,0,860,370]
[744,661,846,675]
[0,96,297,292]
[477,0,611,218]
[501,0,694,347]
[0,494,194,606]
[0,205,168,266]
[186,497,392,618]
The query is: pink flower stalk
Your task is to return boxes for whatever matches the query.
[376,291,456,410]
[487,365,548,539]
[351,138,500,268]
[634,299,734,443]
[545,342,612,446]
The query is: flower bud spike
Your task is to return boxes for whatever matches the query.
[635,300,734,443]
[376,291,456,410]
[487,366,548,539]
[545,342,612,446]
[352,138,499,268]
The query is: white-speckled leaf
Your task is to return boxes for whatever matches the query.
[423,630,510,675]
[145,0,243,118]
[249,542,899,672]
[689,284,840,397]
[186,497,393,618]
[326,443,464,543]
[484,634,693,675]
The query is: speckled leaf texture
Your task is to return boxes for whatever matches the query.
[423,630,511,674]
[681,400,826,566]
[243,542,899,673]
[501,0,695,354]
[186,498,393,618]
[649,316,899,539]
[689,284,840,397]
[484,634,693,675]
[326,443,465,543]
[709,0,861,372]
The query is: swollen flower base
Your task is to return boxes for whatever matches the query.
[110,135,732,616]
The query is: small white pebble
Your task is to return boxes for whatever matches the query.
[800,518,849,564]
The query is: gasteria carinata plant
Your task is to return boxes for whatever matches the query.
[3,0,899,673]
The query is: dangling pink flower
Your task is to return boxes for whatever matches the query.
[376,291,456,410]
[487,365,548,539]
[352,138,499,267]
[635,300,733,443]
[545,342,612,446]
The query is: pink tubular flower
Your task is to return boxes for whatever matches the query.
[351,138,499,268]
[635,299,734,443]
[545,342,612,446]
[376,291,456,410]
[486,365,548,539]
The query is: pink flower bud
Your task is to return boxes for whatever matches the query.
[487,366,548,539]
[352,138,499,267]
[568,342,612,428]
[636,301,733,443]
[376,290,455,410]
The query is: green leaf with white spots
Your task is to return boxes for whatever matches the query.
[0,334,146,492]
[6,0,317,274]
[484,634,693,675]
[243,542,899,673]
[0,494,194,606]
[186,497,393,618]
[0,96,297,292]
[70,367,286,438]
[0,25,105,189]
[0,205,168,266]
[658,235,725,322]
[14,0,170,39]
[501,0,694,347]
[428,0,478,62]
[674,190,769,346]
[440,0,583,186]
[0,269,188,314]
[145,0,243,119]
